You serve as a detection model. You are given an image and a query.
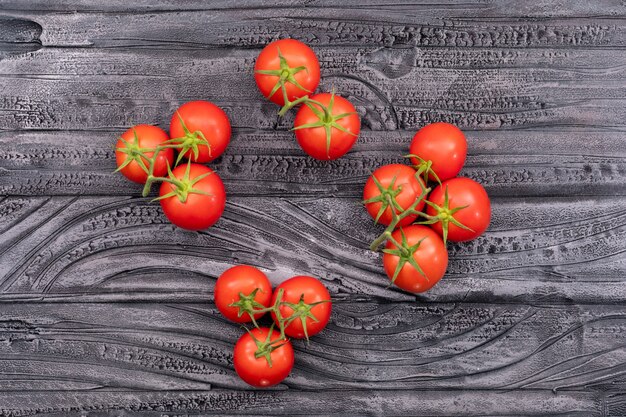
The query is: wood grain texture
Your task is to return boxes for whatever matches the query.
[2,130,625,197]
[0,46,623,132]
[2,6,624,49]
[0,390,607,416]
[0,0,625,415]
[1,301,626,392]
[0,195,625,304]
[1,0,624,16]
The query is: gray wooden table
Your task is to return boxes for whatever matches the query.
[0,1,625,415]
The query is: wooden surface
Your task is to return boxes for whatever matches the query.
[0,1,625,415]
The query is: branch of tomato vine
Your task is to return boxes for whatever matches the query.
[369,179,432,252]
[229,286,331,360]
[114,119,213,200]
[365,163,478,253]
[255,56,357,158]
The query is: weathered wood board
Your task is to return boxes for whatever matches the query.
[0,1,625,415]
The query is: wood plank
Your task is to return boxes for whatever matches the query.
[3,45,622,75]
[1,129,624,197]
[1,8,623,49]
[0,3,624,414]
[0,301,625,394]
[0,47,623,132]
[0,389,605,416]
[0,0,624,18]
[0,195,624,303]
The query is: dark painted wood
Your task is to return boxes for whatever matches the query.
[0,195,625,304]
[0,1,625,415]
[3,301,626,391]
[0,390,608,416]
[1,130,625,197]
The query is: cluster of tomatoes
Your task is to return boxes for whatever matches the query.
[254,39,361,160]
[115,38,361,231]
[363,122,491,293]
[113,37,492,388]
[114,101,231,230]
[215,265,331,387]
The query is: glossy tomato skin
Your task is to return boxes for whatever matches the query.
[233,327,294,388]
[363,164,426,227]
[158,164,226,231]
[383,225,448,294]
[170,101,231,163]
[427,177,491,242]
[409,122,467,182]
[215,265,272,323]
[254,39,320,106]
[271,276,331,339]
[115,125,174,184]
[294,93,360,160]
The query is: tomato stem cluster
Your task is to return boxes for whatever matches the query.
[405,154,442,184]
[153,159,213,203]
[365,158,477,286]
[257,48,312,115]
[418,187,473,244]
[250,323,289,367]
[171,112,213,164]
[115,116,212,201]
[256,49,357,159]
[382,229,428,286]
[368,178,432,252]
[230,287,330,365]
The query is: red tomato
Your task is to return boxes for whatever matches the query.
[363,164,426,227]
[254,39,320,106]
[409,122,467,182]
[215,265,272,324]
[294,93,360,160]
[233,327,294,388]
[158,163,226,230]
[271,276,331,339]
[115,124,174,184]
[383,225,448,293]
[426,177,491,242]
[169,101,231,163]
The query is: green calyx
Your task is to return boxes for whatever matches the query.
[151,159,213,204]
[115,129,181,198]
[249,324,288,368]
[166,111,211,166]
[115,129,152,175]
[256,47,311,114]
[280,294,329,342]
[362,174,404,225]
[292,91,357,159]
[382,228,428,286]
[405,154,441,185]
[418,185,473,245]
[228,288,268,329]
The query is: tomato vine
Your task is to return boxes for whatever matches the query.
[364,160,476,290]
[254,39,360,160]
[115,116,210,200]
[231,286,331,349]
